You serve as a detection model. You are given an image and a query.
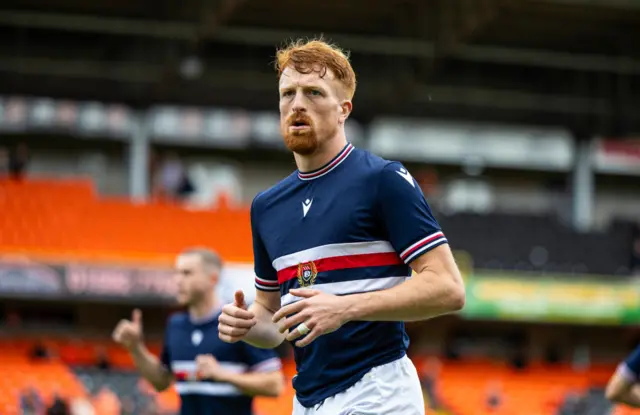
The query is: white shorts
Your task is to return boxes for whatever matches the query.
[292,355,425,415]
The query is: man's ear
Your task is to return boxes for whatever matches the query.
[209,268,220,285]
[339,100,353,124]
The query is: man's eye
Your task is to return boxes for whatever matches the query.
[309,90,322,96]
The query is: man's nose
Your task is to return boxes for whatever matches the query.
[291,92,307,113]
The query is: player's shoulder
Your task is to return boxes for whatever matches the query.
[354,150,421,196]
[354,147,407,178]
[250,172,298,214]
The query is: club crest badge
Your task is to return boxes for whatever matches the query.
[191,330,203,346]
[297,261,318,288]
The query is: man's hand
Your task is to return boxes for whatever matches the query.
[112,309,144,351]
[272,288,347,348]
[218,290,257,343]
[195,354,228,381]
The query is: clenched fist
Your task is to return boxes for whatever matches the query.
[112,309,144,351]
[218,290,256,343]
[195,354,226,381]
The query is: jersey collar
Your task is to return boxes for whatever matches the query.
[297,143,355,181]
[189,304,221,325]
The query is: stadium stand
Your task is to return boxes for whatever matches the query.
[0,177,253,264]
[438,213,636,275]
[1,177,635,275]
[0,340,86,414]
[0,170,638,415]
[1,333,630,415]
[0,335,297,415]
[433,359,614,415]
[0,176,635,415]
[73,367,161,413]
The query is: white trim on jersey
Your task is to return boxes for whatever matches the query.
[175,382,243,396]
[272,240,396,271]
[255,275,279,292]
[255,281,280,291]
[280,276,407,306]
[400,231,448,264]
[250,357,283,373]
[297,143,355,181]
[256,276,275,285]
[172,360,248,373]
[173,359,281,374]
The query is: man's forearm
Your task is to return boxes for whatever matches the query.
[244,301,286,349]
[129,344,173,392]
[612,385,640,407]
[343,270,465,322]
[216,371,284,397]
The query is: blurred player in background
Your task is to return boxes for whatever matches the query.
[218,38,466,414]
[606,345,640,407]
[113,247,284,415]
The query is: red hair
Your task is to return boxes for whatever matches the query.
[275,38,357,99]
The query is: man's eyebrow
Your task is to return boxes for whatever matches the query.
[280,84,327,92]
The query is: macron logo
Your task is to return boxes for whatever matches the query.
[396,168,415,188]
[302,198,313,217]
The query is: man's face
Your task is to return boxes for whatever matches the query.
[279,66,350,155]
[173,254,216,306]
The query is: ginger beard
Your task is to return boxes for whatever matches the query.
[281,112,318,155]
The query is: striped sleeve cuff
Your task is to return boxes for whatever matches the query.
[400,231,448,264]
[255,276,279,292]
[250,357,283,373]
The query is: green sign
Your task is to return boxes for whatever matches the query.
[461,272,640,325]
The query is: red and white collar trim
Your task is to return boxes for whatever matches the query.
[297,143,355,181]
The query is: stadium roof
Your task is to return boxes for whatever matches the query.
[0,0,639,134]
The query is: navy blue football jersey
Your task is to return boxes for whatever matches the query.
[251,143,448,407]
[620,345,640,383]
[160,310,282,415]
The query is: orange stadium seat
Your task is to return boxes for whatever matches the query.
[0,337,170,414]
[433,358,616,415]
[0,344,87,414]
[0,336,621,415]
[0,177,254,263]
[0,336,290,415]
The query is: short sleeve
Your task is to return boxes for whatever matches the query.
[242,343,283,373]
[376,162,448,265]
[251,195,279,292]
[620,346,640,382]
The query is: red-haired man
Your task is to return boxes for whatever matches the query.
[219,38,465,415]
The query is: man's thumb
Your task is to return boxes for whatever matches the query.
[132,309,142,326]
[234,290,246,309]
